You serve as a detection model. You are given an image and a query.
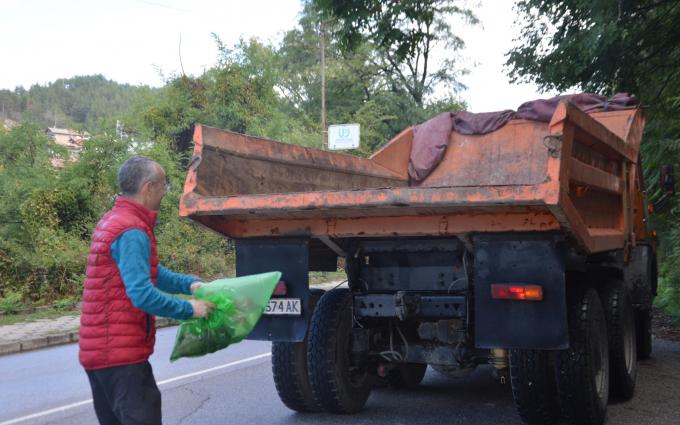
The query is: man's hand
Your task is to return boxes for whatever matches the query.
[190,281,205,294]
[189,299,214,318]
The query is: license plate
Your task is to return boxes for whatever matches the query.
[264,298,302,316]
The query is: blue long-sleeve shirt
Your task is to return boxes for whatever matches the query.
[111,229,195,320]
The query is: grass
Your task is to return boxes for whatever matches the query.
[654,276,680,325]
[0,291,24,314]
[0,308,80,326]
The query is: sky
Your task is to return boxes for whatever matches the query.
[456,1,558,111]
[0,0,554,113]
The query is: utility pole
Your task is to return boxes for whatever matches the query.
[320,19,327,149]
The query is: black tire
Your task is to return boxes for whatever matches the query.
[271,289,325,413]
[509,349,561,424]
[556,287,609,425]
[387,363,427,389]
[307,288,372,413]
[272,340,321,412]
[635,308,653,360]
[602,282,637,401]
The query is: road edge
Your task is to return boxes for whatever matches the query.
[0,281,346,356]
[0,317,180,356]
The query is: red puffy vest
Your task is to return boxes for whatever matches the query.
[79,196,159,370]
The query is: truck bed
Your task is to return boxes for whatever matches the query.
[179,101,647,254]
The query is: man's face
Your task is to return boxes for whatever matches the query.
[141,165,167,211]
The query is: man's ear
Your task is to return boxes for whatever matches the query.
[140,181,152,196]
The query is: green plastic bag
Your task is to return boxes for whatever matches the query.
[170,271,281,361]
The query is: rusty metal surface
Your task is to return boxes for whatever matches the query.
[550,102,638,162]
[193,125,406,197]
[196,145,405,196]
[569,158,623,195]
[590,109,645,152]
[180,103,649,254]
[632,163,650,242]
[547,102,638,254]
[180,183,560,219]
[369,127,412,180]
[418,120,551,188]
[193,209,561,239]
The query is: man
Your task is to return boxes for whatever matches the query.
[79,155,214,425]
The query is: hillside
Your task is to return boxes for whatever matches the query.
[0,74,157,131]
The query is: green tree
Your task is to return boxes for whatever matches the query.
[0,75,156,132]
[0,3,474,305]
[0,122,77,300]
[275,4,466,152]
[506,0,680,209]
[507,1,680,99]
[312,0,476,106]
[506,0,680,310]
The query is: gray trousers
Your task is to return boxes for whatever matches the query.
[86,361,162,425]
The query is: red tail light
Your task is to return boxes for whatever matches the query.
[273,281,288,296]
[491,284,543,301]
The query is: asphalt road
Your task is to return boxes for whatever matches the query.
[1,327,679,425]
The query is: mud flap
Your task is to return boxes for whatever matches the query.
[473,233,568,349]
[236,238,310,342]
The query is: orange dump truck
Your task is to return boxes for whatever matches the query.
[180,96,663,425]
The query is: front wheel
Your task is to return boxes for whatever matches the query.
[271,289,325,413]
[555,287,609,425]
[307,288,372,413]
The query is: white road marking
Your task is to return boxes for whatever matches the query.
[0,401,94,425]
[0,352,272,425]
[157,352,271,386]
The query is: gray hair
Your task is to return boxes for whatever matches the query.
[117,156,162,196]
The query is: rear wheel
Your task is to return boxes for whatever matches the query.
[635,308,653,360]
[307,288,372,413]
[387,363,427,389]
[509,349,561,424]
[271,289,324,413]
[272,340,320,412]
[602,282,637,401]
[555,287,609,425]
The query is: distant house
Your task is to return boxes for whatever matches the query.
[45,127,90,166]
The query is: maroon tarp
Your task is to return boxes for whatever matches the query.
[408,93,639,182]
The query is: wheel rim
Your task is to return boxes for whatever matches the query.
[339,308,370,389]
[624,310,636,373]
[593,318,608,398]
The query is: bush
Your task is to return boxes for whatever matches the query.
[156,218,235,280]
[0,124,230,304]
[54,296,77,311]
[655,277,680,323]
[0,291,24,315]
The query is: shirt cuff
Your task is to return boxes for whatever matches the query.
[180,299,194,320]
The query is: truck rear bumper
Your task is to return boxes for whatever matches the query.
[354,293,466,320]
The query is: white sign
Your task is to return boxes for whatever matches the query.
[328,123,360,150]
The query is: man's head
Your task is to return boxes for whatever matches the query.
[117,156,168,211]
